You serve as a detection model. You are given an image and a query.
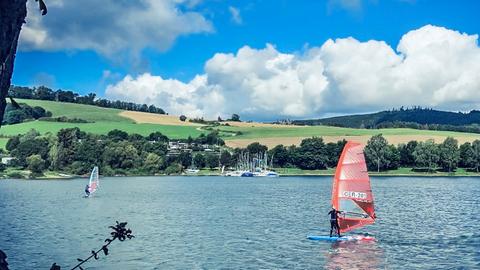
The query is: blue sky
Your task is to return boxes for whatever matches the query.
[12,0,480,119]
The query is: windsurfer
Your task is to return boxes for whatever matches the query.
[328,207,343,237]
[85,184,90,197]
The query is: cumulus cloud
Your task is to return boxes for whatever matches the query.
[105,25,480,120]
[20,0,213,58]
[228,6,242,25]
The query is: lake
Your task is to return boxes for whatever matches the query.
[1,176,479,269]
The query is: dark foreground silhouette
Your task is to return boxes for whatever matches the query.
[0,221,134,270]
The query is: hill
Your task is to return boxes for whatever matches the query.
[292,107,480,131]
[0,99,203,138]
[0,100,479,150]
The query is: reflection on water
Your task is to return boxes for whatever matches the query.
[324,238,385,270]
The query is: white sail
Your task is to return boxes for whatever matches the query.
[88,166,99,194]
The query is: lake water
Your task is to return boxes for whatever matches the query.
[1,176,479,269]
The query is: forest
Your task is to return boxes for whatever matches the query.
[3,127,480,178]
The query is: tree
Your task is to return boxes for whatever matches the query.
[179,115,187,122]
[177,151,192,168]
[55,128,82,168]
[295,137,329,170]
[459,142,474,168]
[142,142,168,156]
[364,134,389,172]
[219,151,232,168]
[398,141,418,167]
[107,129,128,142]
[27,154,45,174]
[165,163,182,175]
[326,140,347,167]
[246,142,268,155]
[0,0,47,126]
[3,110,27,124]
[11,137,49,167]
[205,154,219,170]
[384,144,400,170]
[35,85,55,100]
[5,136,20,151]
[469,140,480,172]
[438,137,459,172]
[147,132,169,143]
[413,140,439,172]
[268,145,289,167]
[144,153,163,174]
[193,153,206,169]
[230,114,240,122]
[102,142,140,170]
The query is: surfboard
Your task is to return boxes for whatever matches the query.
[307,235,375,241]
[307,235,350,241]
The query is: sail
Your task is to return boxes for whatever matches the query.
[88,166,99,194]
[332,141,375,233]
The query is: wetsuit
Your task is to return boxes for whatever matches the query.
[85,185,90,196]
[328,209,342,237]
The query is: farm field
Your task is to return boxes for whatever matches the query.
[0,99,203,139]
[1,99,479,149]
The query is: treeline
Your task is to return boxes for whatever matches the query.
[9,85,166,115]
[2,102,51,125]
[293,107,480,134]
[242,135,480,172]
[3,128,226,177]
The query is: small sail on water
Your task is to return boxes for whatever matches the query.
[87,166,99,195]
[332,141,376,233]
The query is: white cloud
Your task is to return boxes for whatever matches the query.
[20,0,213,58]
[105,25,480,120]
[228,6,242,25]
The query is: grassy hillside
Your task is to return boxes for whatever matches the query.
[0,99,203,138]
[1,99,479,150]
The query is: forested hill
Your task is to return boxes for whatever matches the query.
[292,108,480,133]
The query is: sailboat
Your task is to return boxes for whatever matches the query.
[308,141,376,241]
[85,166,99,197]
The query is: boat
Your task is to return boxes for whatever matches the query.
[254,170,279,177]
[240,171,254,177]
[85,166,99,197]
[186,168,200,174]
[308,141,376,241]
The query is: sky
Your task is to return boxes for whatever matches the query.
[12,0,480,120]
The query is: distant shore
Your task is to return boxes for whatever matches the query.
[2,167,480,180]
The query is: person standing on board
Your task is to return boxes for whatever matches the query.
[84,184,90,197]
[328,207,343,237]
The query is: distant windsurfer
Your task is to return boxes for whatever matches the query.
[85,184,90,197]
[328,207,343,237]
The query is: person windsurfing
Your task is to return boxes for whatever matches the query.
[328,207,343,237]
[84,184,90,197]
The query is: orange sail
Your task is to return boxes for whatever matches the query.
[331,141,376,233]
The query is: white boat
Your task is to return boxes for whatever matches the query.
[186,168,200,174]
[255,170,279,177]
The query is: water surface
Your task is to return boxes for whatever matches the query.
[1,176,479,269]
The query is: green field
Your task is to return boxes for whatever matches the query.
[0,99,203,139]
[1,99,479,148]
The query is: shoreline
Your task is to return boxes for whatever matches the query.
[2,169,480,180]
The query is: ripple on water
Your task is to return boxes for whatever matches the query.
[0,176,479,269]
